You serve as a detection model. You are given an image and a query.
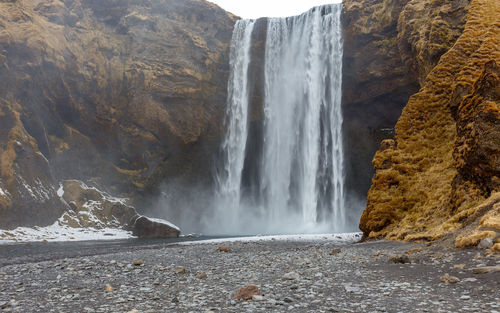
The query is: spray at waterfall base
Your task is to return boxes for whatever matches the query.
[153,4,362,235]
[213,4,351,235]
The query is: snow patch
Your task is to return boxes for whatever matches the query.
[17,177,52,201]
[0,223,133,244]
[34,179,51,200]
[0,180,8,198]
[76,181,129,205]
[146,217,180,231]
[57,183,64,197]
[20,177,36,199]
[178,232,363,245]
[0,215,133,244]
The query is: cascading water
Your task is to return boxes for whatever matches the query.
[215,4,346,235]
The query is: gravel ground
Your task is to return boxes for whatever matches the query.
[0,239,499,313]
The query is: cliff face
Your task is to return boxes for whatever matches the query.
[361,0,500,248]
[341,0,469,201]
[0,0,236,229]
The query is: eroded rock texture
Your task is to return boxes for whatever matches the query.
[341,0,469,201]
[361,0,500,247]
[0,0,236,229]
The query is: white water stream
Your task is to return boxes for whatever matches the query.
[215,4,346,234]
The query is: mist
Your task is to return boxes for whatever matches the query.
[146,4,365,236]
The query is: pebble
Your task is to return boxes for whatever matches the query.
[330,249,341,255]
[389,255,411,264]
[218,245,231,253]
[197,272,208,279]
[235,284,261,301]
[252,295,265,301]
[478,238,494,249]
[343,284,361,293]
[440,273,460,284]
[1,241,499,312]
[283,272,300,280]
[453,264,466,270]
[472,265,500,274]
[462,278,478,283]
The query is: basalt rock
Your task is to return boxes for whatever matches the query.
[131,216,180,238]
[0,0,236,229]
[361,0,500,243]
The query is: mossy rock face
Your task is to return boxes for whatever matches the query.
[339,0,416,202]
[361,0,500,244]
[0,0,236,227]
[341,0,469,202]
[0,103,65,229]
[398,0,471,85]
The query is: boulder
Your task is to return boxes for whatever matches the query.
[131,216,180,238]
[235,284,261,301]
[60,180,180,238]
[60,180,137,229]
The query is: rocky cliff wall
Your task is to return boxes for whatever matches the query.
[0,0,236,229]
[360,0,500,250]
[341,0,469,202]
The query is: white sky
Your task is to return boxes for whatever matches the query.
[209,0,342,19]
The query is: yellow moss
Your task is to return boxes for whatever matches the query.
[112,165,146,177]
[480,215,500,230]
[49,135,69,154]
[0,144,16,183]
[182,68,204,81]
[132,181,145,189]
[455,231,497,248]
[491,243,500,253]
[361,0,500,242]
[64,124,90,141]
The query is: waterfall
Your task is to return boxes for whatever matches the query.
[215,4,346,235]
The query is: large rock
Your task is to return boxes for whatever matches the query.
[0,0,236,228]
[59,180,180,238]
[361,0,500,242]
[131,216,180,238]
[59,180,137,229]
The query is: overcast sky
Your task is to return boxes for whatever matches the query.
[209,0,342,19]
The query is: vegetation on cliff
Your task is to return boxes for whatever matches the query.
[361,0,500,252]
[0,0,236,229]
[341,0,468,201]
